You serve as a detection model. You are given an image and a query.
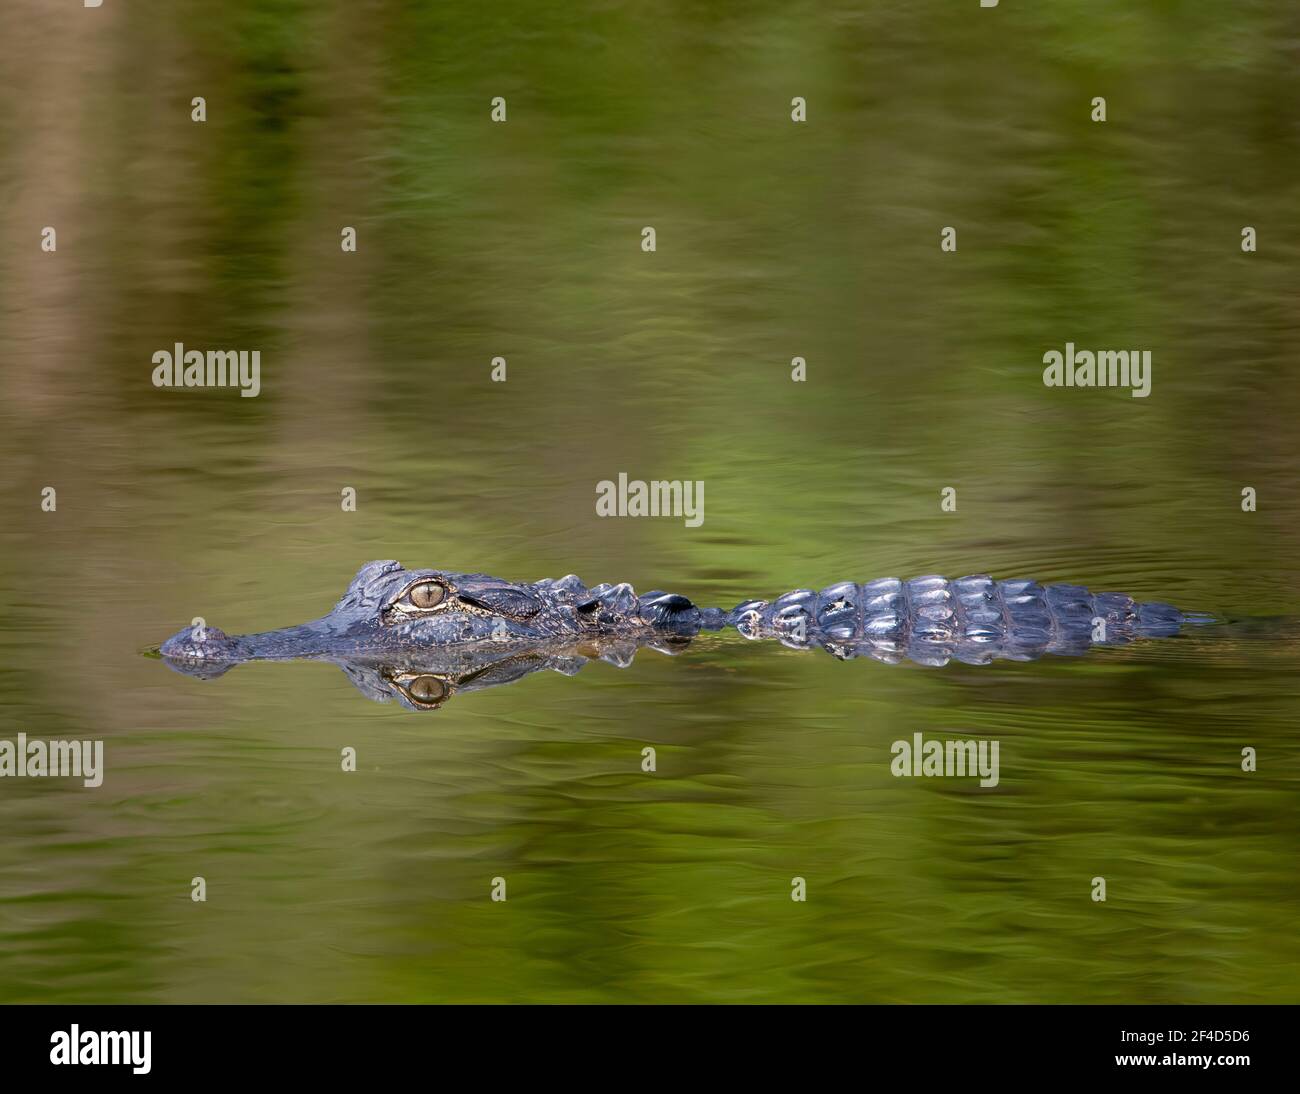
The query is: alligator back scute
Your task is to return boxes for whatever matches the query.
[953,575,1003,641]
[816,581,860,635]
[731,575,1191,666]
[907,576,958,640]
[861,578,906,642]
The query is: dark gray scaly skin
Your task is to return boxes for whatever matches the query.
[728,574,1193,665]
[159,560,1207,709]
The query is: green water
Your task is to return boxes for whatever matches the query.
[2,0,1299,1003]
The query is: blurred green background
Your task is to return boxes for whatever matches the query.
[0,0,1298,1002]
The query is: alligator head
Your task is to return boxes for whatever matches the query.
[159,559,718,669]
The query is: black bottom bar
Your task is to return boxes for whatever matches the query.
[0,1003,1290,1081]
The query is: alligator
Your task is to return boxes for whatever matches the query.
[158,560,1209,709]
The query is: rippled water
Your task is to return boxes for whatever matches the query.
[2,1,1299,1003]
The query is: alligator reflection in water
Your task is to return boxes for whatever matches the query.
[157,560,1210,711]
[160,635,702,711]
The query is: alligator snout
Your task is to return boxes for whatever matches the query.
[160,623,243,662]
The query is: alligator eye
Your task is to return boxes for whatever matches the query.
[408,581,446,609]
[406,676,448,704]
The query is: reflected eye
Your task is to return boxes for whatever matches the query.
[407,581,446,609]
[406,675,448,704]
